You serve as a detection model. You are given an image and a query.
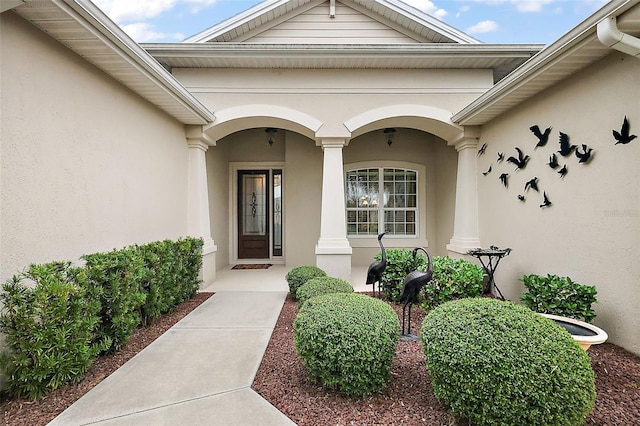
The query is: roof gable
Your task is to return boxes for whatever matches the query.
[185,0,479,44]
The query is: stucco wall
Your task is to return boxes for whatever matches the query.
[476,51,640,354]
[0,13,190,282]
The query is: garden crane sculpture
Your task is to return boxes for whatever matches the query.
[400,247,433,338]
[366,232,387,298]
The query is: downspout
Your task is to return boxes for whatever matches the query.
[597,15,640,58]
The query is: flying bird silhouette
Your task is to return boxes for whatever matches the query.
[518,195,526,202]
[506,147,530,170]
[558,164,568,178]
[499,173,509,188]
[558,132,577,157]
[497,152,504,163]
[524,177,539,192]
[540,192,552,208]
[613,116,637,145]
[575,144,594,163]
[530,125,552,149]
[548,153,559,169]
[483,165,492,176]
[477,143,487,156]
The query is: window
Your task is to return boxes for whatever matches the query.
[346,168,417,236]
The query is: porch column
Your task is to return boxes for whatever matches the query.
[447,129,481,255]
[315,138,352,281]
[186,125,217,287]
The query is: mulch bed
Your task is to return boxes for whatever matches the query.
[252,294,640,425]
[1,292,214,426]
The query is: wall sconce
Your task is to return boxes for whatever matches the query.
[265,128,277,146]
[384,128,396,146]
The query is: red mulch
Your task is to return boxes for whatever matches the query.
[252,294,640,425]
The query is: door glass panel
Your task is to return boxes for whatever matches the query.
[242,174,266,235]
[273,170,283,256]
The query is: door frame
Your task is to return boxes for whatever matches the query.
[230,162,285,265]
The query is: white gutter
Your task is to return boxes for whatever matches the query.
[597,15,640,58]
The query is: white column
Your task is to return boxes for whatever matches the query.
[447,133,481,254]
[186,125,217,286]
[315,138,352,280]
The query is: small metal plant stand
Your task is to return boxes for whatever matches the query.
[467,246,512,300]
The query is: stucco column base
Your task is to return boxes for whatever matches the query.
[199,237,217,289]
[446,237,481,256]
[315,253,352,282]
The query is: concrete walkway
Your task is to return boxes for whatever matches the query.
[49,266,370,425]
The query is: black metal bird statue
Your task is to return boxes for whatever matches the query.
[477,143,487,157]
[506,147,530,171]
[483,165,492,176]
[400,247,433,339]
[558,164,568,178]
[497,152,505,163]
[366,232,387,298]
[613,116,636,145]
[540,191,552,208]
[530,125,552,149]
[499,173,509,188]
[548,153,559,169]
[524,177,539,192]
[558,132,577,157]
[575,144,594,164]
[518,194,526,202]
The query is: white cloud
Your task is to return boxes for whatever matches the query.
[94,0,177,23]
[466,20,499,34]
[456,5,471,18]
[511,0,554,13]
[184,0,219,14]
[401,0,448,19]
[121,23,184,42]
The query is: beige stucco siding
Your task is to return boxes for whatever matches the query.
[476,51,640,354]
[0,14,190,282]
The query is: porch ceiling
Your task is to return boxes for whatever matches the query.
[11,0,214,125]
[143,43,542,82]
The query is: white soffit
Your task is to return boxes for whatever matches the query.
[185,0,479,44]
[11,0,214,125]
[453,0,640,126]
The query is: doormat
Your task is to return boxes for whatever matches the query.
[232,264,272,270]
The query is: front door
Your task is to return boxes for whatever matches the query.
[238,170,270,259]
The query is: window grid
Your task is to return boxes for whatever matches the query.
[346,168,417,236]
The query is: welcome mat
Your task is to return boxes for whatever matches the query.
[232,264,272,270]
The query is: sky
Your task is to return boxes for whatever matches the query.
[92,0,609,45]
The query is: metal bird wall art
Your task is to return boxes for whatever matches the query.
[497,152,504,163]
[499,173,509,188]
[575,144,594,164]
[477,143,487,156]
[530,125,552,149]
[518,195,526,202]
[506,147,530,171]
[524,177,539,192]
[613,116,637,145]
[548,153,559,169]
[483,165,492,176]
[558,164,568,178]
[540,192,552,208]
[558,132,577,157]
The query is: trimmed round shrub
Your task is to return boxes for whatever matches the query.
[285,266,326,300]
[295,276,354,306]
[421,256,484,310]
[377,249,428,302]
[421,298,596,426]
[294,293,399,395]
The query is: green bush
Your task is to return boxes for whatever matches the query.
[294,293,399,395]
[377,249,427,302]
[285,266,326,300]
[521,273,598,322]
[83,247,147,353]
[295,276,354,306]
[420,256,484,310]
[421,298,596,425]
[0,262,109,399]
[138,237,203,326]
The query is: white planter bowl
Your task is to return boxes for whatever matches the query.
[540,313,608,350]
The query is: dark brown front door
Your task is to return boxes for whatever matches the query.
[238,170,270,259]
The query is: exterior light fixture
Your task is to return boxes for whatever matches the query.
[384,128,396,146]
[265,128,277,146]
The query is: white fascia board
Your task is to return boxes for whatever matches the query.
[374,0,481,44]
[56,0,215,124]
[452,0,637,125]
